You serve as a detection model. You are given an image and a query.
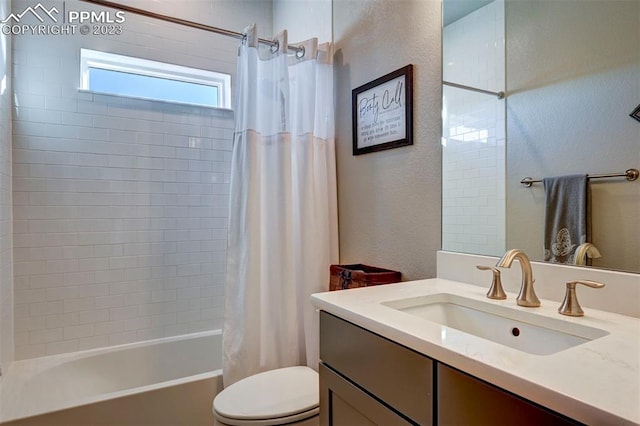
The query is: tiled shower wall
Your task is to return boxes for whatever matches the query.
[0,0,13,375]
[442,0,505,257]
[11,0,272,360]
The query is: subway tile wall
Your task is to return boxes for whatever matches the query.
[442,0,506,257]
[11,0,272,360]
[0,0,14,376]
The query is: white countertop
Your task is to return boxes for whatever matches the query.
[311,278,640,425]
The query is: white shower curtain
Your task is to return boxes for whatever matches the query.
[223,25,338,386]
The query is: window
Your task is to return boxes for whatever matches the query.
[80,48,231,109]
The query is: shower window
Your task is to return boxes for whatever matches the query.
[79,48,231,109]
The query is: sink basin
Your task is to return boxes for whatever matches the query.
[382,293,609,355]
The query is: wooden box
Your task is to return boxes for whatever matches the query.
[329,264,401,291]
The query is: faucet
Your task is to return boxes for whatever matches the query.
[476,265,506,300]
[558,279,605,316]
[496,249,540,307]
[573,242,601,266]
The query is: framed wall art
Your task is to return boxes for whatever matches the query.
[352,65,413,155]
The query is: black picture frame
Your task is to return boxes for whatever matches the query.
[352,65,413,156]
[630,104,640,123]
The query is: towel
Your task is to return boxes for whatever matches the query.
[543,174,589,264]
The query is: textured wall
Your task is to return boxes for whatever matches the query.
[333,0,442,280]
[11,0,272,359]
[506,0,640,272]
[272,0,332,44]
[0,0,13,377]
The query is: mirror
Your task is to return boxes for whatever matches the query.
[442,0,640,273]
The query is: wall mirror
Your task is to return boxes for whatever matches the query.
[441,0,639,273]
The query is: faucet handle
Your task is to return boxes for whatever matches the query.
[558,280,605,317]
[476,265,507,300]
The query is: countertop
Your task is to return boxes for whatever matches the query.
[311,278,640,425]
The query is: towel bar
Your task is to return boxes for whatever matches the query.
[520,168,639,187]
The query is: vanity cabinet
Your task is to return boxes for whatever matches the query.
[319,364,412,425]
[437,364,578,425]
[319,311,580,426]
[319,310,433,425]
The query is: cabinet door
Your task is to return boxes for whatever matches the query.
[437,364,581,426]
[320,312,433,425]
[320,363,412,426]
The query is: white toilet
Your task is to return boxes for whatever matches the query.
[212,366,319,426]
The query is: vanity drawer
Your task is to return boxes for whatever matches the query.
[320,363,412,425]
[437,364,582,426]
[319,311,433,425]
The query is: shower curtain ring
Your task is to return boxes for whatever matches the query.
[295,46,305,59]
[270,39,279,54]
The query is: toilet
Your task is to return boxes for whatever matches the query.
[212,366,319,426]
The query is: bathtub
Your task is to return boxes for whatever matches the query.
[0,331,223,425]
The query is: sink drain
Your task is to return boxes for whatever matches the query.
[511,327,520,337]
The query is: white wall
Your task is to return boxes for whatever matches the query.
[11,0,272,359]
[333,0,442,281]
[442,0,505,257]
[0,0,13,377]
[273,0,332,44]
[506,0,640,272]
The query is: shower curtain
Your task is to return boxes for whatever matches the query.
[223,24,338,386]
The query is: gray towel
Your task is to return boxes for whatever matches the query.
[543,174,589,264]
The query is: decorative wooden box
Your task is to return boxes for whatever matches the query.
[329,264,401,291]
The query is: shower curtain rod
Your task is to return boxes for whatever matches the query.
[443,81,505,99]
[78,0,305,56]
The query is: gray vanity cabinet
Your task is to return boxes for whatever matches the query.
[319,364,412,425]
[319,311,580,426]
[437,364,578,426]
[320,311,433,425]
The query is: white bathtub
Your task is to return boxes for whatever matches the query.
[0,331,223,425]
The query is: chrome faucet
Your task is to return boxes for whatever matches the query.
[496,249,540,307]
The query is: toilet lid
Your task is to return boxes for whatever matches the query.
[213,366,319,421]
